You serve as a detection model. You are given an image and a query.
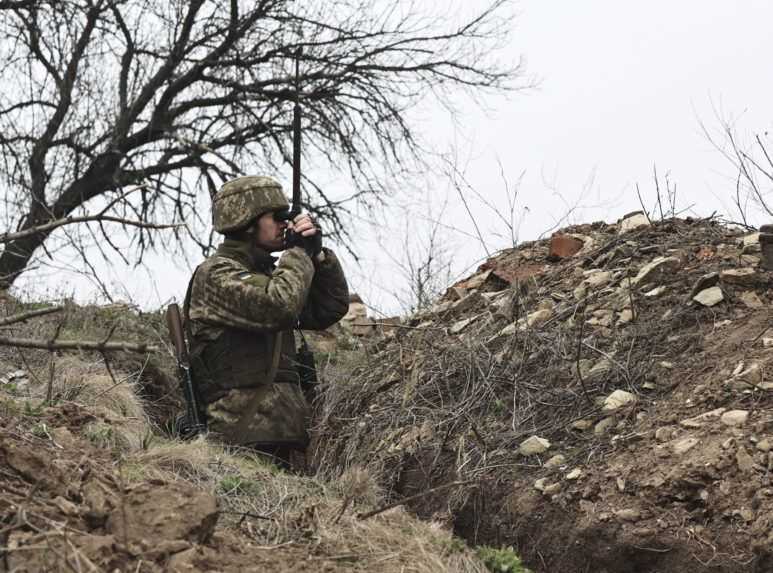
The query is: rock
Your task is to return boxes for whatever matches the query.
[574,284,587,300]
[602,389,637,413]
[617,308,634,325]
[616,478,626,492]
[614,509,641,522]
[618,212,650,233]
[543,482,562,495]
[736,447,755,473]
[586,359,613,381]
[720,268,759,287]
[632,256,680,286]
[721,410,749,427]
[671,436,699,456]
[549,234,584,259]
[643,286,667,297]
[740,291,765,309]
[565,468,582,480]
[757,439,771,453]
[518,436,551,456]
[449,316,476,334]
[544,454,566,468]
[587,309,614,327]
[692,286,724,307]
[690,272,720,297]
[534,478,549,492]
[584,270,613,288]
[655,427,674,443]
[451,291,485,316]
[594,417,616,435]
[571,419,593,431]
[525,308,553,329]
[680,407,726,428]
[742,232,761,247]
[735,363,763,386]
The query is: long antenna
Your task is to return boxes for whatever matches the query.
[291,47,302,217]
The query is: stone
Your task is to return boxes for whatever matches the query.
[720,268,759,287]
[614,509,641,522]
[617,308,634,325]
[571,419,593,431]
[534,478,549,492]
[602,389,637,413]
[616,478,626,492]
[549,234,584,259]
[451,291,485,316]
[449,316,476,334]
[565,468,582,480]
[618,212,650,233]
[740,291,765,309]
[671,436,699,455]
[594,417,616,435]
[757,439,771,453]
[587,309,614,327]
[742,232,761,247]
[690,272,720,297]
[544,454,566,468]
[721,410,749,427]
[654,427,673,442]
[584,270,613,288]
[632,257,680,286]
[692,286,724,307]
[680,407,726,428]
[735,363,763,386]
[736,447,755,473]
[643,286,666,297]
[586,359,613,381]
[543,482,562,495]
[574,285,587,300]
[518,436,551,456]
[525,308,553,329]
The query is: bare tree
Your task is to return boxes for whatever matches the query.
[0,0,522,289]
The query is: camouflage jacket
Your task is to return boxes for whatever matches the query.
[185,239,349,447]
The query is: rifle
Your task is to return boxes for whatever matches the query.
[165,303,207,438]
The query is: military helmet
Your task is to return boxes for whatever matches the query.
[212,176,289,233]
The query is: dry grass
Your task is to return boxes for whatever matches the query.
[125,437,487,572]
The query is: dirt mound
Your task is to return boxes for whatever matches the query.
[313,216,773,573]
[0,393,491,572]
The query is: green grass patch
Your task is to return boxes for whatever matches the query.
[477,546,531,573]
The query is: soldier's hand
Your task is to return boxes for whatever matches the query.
[287,214,322,257]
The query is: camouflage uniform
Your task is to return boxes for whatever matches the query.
[185,176,348,449]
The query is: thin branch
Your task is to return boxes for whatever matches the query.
[0,305,64,326]
[0,336,158,353]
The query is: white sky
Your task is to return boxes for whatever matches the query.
[14,0,773,314]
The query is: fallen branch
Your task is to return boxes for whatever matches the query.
[357,480,475,521]
[0,306,64,326]
[0,336,158,353]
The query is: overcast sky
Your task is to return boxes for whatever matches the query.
[15,0,773,314]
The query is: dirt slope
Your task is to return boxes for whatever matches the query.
[314,216,773,573]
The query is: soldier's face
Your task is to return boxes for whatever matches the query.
[254,211,287,251]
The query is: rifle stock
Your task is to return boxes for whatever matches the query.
[166,303,206,437]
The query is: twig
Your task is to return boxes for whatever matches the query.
[0,306,64,326]
[0,336,158,353]
[0,215,181,244]
[357,480,475,520]
[574,301,594,407]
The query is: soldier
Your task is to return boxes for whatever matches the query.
[185,175,349,467]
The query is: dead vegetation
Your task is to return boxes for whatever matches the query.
[313,215,773,573]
